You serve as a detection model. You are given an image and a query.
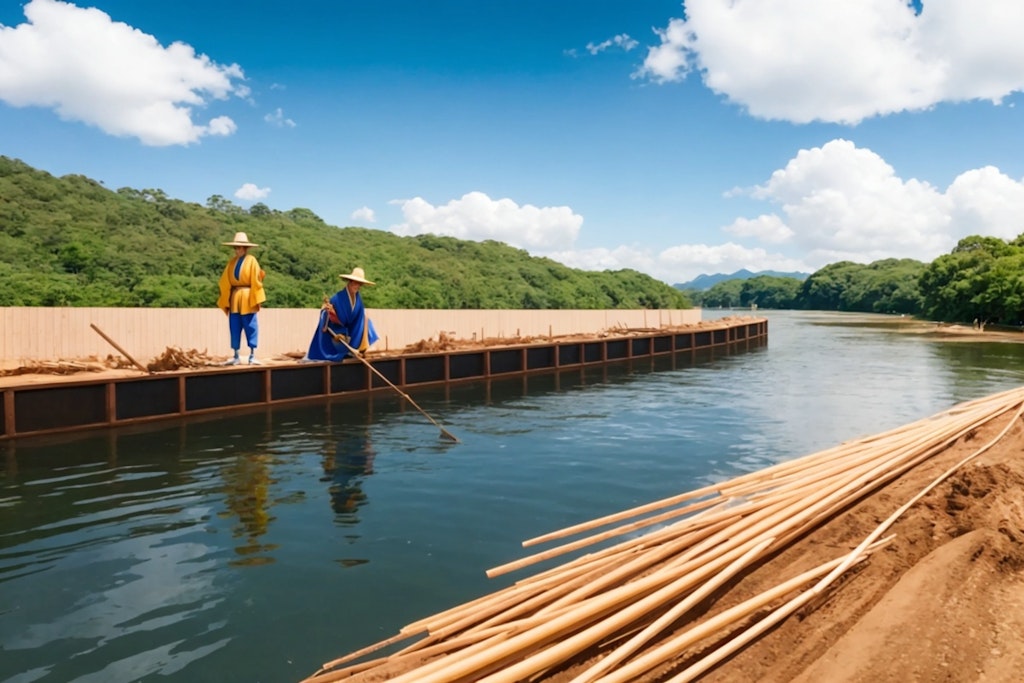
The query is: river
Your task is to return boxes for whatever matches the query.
[3,310,1024,683]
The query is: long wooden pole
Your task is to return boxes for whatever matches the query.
[330,333,459,442]
[89,323,150,374]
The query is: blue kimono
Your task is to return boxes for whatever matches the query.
[306,289,379,361]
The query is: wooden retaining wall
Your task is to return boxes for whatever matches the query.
[0,318,766,442]
[0,307,700,365]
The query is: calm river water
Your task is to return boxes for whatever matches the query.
[3,310,1024,683]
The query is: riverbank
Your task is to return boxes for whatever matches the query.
[305,387,1024,682]
[685,394,1024,683]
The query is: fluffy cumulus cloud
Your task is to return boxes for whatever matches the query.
[0,0,247,145]
[742,139,954,264]
[546,139,1024,283]
[389,191,583,250]
[718,138,1024,271]
[945,167,1024,238]
[234,183,270,201]
[380,142,1024,285]
[636,0,1024,124]
[723,214,794,244]
[351,206,376,224]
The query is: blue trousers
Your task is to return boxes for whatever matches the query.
[228,313,258,351]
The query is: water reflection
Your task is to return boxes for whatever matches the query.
[220,452,278,566]
[320,423,376,524]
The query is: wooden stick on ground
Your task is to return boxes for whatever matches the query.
[89,323,150,374]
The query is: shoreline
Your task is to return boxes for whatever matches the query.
[303,389,1024,682]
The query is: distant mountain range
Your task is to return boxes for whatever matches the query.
[674,269,810,291]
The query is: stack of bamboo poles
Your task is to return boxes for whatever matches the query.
[303,386,1024,683]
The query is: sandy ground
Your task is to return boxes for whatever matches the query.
[637,408,1024,683]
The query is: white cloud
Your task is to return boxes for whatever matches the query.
[234,183,270,201]
[264,107,296,128]
[386,143,1024,285]
[0,0,246,145]
[637,0,1024,124]
[389,191,583,250]
[723,214,794,244]
[946,166,1024,239]
[549,245,656,274]
[743,139,954,264]
[351,206,376,223]
[548,243,812,285]
[586,34,639,55]
[544,139,1024,284]
[207,116,237,137]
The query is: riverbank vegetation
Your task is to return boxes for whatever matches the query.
[687,236,1024,327]
[5,156,1021,325]
[0,157,688,310]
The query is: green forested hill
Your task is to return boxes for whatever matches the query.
[0,157,690,309]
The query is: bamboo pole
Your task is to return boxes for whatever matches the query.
[305,389,1024,683]
[590,550,880,683]
[667,402,1024,683]
[570,537,775,683]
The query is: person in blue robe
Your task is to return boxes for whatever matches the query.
[305,267,379,361]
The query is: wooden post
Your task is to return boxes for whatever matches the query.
[105,383,117,425]
[3,389,14,438]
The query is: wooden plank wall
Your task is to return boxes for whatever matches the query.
[0,308,702,365]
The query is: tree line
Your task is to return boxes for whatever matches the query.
[0,157,689,310]
[5,155,1020,325]
[684,235,1024,327]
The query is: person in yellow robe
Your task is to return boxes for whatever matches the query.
[217,232,266,365]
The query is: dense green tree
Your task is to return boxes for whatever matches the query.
[0,156,691,310]
[919,236,1024,325]
[797,259,925,313]
[701,280,744,308]
[837,259,925,314]
[798,261,862,310]
[740,275,802,309]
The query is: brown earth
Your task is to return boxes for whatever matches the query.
[641,408,1024,683]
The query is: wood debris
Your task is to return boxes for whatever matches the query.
[146,347,218,372]
[0,359,107,376]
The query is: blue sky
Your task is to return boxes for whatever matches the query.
[3,0,1024,284]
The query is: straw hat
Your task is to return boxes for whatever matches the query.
[222,231,258,247]
[339,267,375,285]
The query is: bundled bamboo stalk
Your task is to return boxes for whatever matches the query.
[304,386,1024,683]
